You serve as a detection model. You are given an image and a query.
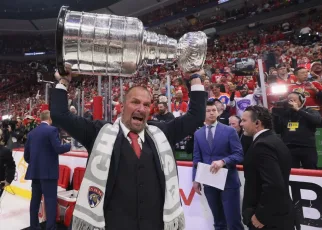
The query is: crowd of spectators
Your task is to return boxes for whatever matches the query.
[0,11,321,153]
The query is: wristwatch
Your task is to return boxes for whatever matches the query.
[190,74,201,81]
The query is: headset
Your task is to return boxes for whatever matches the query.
[289,91,306,105]
[231,115,242,126]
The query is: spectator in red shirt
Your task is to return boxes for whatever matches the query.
[174,78,189,102]
[171,90,188,117]
[288,67,322,109]
[211,68,223,83]
[276,64,296,84]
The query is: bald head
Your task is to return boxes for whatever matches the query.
[124,86,151,102]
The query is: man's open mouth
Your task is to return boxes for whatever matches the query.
[132,116,144,122]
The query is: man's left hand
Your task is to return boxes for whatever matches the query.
[187,69,204,86]
[251,215,264,229]
[210,160,225,174]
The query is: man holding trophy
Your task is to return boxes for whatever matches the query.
[50,6,208,230]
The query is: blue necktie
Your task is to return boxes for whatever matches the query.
[207,126,214,148]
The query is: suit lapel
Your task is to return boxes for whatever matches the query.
[113,128,124,175]
[200,126,211,153]
[212,123,222,152]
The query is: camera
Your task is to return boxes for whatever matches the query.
[271,99,290,109]
[1,119,16,131]
[29,62,48,72]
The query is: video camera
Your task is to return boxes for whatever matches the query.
[271,99,289,109]
[1,119,17,132]
[29,62,48,72]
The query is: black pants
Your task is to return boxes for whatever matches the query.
[289,146,318,169]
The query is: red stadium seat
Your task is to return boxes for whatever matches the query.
[58,167,86,227]
[73,167,86,190]
[58,165,71,189]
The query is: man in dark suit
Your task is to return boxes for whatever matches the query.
[50,70,206,230]
[193,100,244,230]
[24,110,71,230]
[228,115,253,154]
[241,106,294,230]
[0,129,16,198]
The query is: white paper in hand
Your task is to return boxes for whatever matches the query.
[195,162,228,190]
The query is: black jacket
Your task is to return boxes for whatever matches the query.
[272,107,321,148]
[243,130,294,229]
[238,131,253,155]
[0,145,16,184]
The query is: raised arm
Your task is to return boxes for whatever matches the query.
[50,74,106,153]
[164,71,207,145]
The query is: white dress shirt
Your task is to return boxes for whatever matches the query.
[119,120,145,149]
[205,121,218,139]
[253,129,269,141]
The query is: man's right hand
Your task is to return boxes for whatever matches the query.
[193,181,201,195]
[55,71,72,88]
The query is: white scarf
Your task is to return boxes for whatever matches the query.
[72,117,185,230]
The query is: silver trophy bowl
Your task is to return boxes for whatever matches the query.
[56,6,207,77]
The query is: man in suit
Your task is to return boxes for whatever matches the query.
[24,110,71,230]
[229,115,253,154]
[50,70,206,230]
[193,100,244,230]
[0,129,16,198]
[241,106,294,230]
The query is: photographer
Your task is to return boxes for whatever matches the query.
[0,129,16,197]
[272,92,321,169]
[10,118,25,145]
[5,119,25,149]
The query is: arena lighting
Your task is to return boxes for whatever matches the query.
[271,84,287,95]
[2,115,12,120]
[24,52,46,56]
[218,0,230,4]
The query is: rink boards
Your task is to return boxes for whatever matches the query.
[7,149,322,230]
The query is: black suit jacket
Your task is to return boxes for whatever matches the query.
[242,130,294,229]
[49,87,207,202]
[0,146,16,184]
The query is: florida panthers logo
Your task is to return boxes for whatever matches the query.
[88,186,103,208]
[293,87,310,97]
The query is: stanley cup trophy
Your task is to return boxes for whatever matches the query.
[56,6,207,77]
